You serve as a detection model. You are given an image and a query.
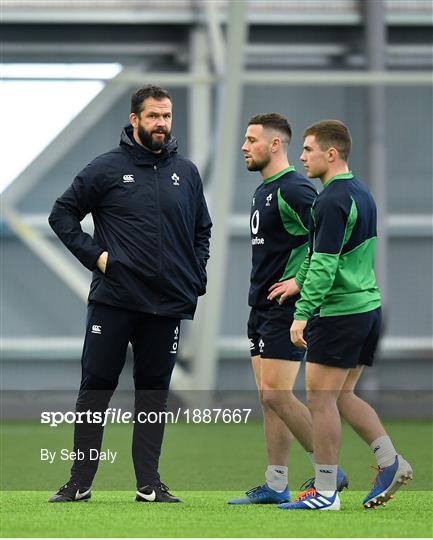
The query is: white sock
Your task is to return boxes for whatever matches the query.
[314,463,337,495]
[370,435,397,468]
[265,465,288,492]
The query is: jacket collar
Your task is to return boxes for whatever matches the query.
[120,124,178,165]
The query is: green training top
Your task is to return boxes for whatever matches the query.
[294,172,381,319]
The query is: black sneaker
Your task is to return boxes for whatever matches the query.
[48,480,91,503]
[135,482,182,503]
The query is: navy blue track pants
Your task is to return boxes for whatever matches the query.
[70,302,180,487]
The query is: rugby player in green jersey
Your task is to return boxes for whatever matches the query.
[275,120,412,511]
[228,114,348,505]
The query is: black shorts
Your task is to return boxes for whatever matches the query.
[306,307,382,369]
[248,302,305,361]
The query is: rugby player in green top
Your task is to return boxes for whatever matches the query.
[275,120,413,511]
[228,114,348,505]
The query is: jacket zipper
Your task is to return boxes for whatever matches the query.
[154,164,162,275]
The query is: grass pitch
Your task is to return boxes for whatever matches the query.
[1,419,432,537]
[1,490,432,538]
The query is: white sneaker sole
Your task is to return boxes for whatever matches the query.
[319,497,340,511]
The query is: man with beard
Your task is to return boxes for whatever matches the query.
[228,114,348,505]
[48,85,212,503]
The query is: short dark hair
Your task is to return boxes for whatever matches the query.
[248,113,292,144]
[303,120,352,161]
[130,85,172,115]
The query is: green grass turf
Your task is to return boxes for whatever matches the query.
[1,420,432,491]
[1,420,432,537]
[1,490,432,537]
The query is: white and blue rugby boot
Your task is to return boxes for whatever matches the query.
[299,467,349,493]
[227,483,290,505]
[363,455,413,509]
[278,487,340,511]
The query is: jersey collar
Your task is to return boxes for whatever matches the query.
[323,171,354,188]
[263,166,295,185]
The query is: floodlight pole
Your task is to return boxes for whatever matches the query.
[191,0,248,393]
[365,0,388,308]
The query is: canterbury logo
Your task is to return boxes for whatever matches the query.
[91,325,101,334]
[136,490,156,502]
[319,469,332,474]
[123,174,135,183]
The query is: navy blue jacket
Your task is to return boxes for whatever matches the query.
[49,125,212,319]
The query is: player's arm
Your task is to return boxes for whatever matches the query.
[269,249,310,307]
[294,195,356,321]
[294,251,311,290]
[268,184,316,303]
[290,196,354,349]
[48,161,106,272]
[290,185,316,290]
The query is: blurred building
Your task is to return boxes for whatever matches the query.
[1,1,432,409]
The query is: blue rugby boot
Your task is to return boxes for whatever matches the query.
[278,487,340,511]
[227,483,290,505]
[363,455,413,509]
[299,467,349,493]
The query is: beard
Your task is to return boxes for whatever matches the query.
[137,125,171,152]
[246,153,271,172]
